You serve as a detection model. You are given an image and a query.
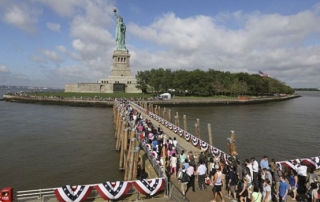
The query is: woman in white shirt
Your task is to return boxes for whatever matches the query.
[263,179,272,202]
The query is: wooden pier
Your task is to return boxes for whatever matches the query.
[131,101,310,202]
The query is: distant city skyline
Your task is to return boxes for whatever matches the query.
[0,0,320,88]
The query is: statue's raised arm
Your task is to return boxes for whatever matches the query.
[113,8,127,50]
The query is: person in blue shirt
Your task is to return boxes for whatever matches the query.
[279,176,289,202]
[260,155,270,170]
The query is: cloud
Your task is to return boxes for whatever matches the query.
[41,50,63,62]
[0,65,11,74]
[32,0,86,17]
[30,55,46,63]
[2,3,41,33]
[46,22,60,32]
[127,9,320,87]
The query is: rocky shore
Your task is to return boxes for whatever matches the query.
[2,94,301,107]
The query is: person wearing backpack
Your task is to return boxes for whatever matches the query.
[179,165,190,198]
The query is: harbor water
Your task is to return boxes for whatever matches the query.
[0,89,319,191]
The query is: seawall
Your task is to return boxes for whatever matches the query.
[2,94,301,107]
[2,95,114,107]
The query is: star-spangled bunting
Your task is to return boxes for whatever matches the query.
[95,181,131,200]
[54,185,92,202]
[133,178,165,196]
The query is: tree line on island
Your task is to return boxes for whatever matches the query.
[135,68,294,96]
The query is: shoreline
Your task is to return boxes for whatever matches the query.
[2,94,301,107]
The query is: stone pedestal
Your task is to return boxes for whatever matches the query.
[65,50,141,93]
[111,50,131,77]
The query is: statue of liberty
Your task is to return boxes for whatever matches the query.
[113,8,127,50]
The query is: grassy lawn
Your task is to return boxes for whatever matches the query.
[31,92,154,98]
[172,95,237,100]
[28,92,247,100]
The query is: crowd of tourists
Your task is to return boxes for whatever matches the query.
[121,101,320,202]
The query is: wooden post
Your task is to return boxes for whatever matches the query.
[163,108,167,120]
[174,116,178,126]
[162,142,166,174]
[168,109,172,122]
[115,110,121,137]
[183,115,187,131]
[116,119,123,150]
[208,124,213,146]
[154,106,157,116]
[127,138,137,180]
[194,123,197,137]
[119,128,127,170]
[228,130,238,156]
[158,106,161,117]
[132,140,140,180]
[175,112,179,127]
[124,128,129,151]
[196,119,201,139]
[150,103,153,113]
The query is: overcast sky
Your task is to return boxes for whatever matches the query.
[0,0,320,88]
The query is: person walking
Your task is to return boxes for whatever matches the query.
[196,161,207,191]
[179,165,189,198]
[186,162,195,192]
[211,166,225,202]
[289,170,298,200]
[263,179,272,202]
[279,176,289,202]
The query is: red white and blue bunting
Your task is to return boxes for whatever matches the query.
[133,178,165,196]
[151,151,158,160]
[145,144,152,152]
[95,181,131,200]
[191,135,199,146]
[184,132,191,141]
[173,126,178,133]
[54,185,92,202]
[210,147,221,157]
[301,157,320,169]
[200,140,209,151]
[178,128,184,137]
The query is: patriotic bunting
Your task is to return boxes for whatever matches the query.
[133,178,165,196]
[151,151,158,160]
[95,181,131,200]
[200,140,209,151]
[173,126,178,133]
[184,132,191,141]
[191,135,199,146]
[178,128,183,137]
[278,160,296,170]
[145,144,152,152]
[210,147,221,157]
[165,121,168,127]
[54,185,92,202]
